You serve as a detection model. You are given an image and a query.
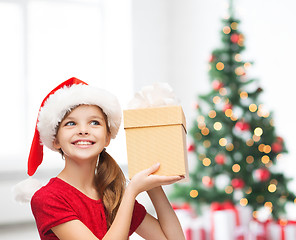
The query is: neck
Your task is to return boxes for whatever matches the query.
[57,156,99,198]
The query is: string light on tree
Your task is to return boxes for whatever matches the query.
[254,127,263,137]
[239,91,248,99]
[216,62,225,71]
[246,139,254,147]
[202,158,211,166]
[240,198,248,207]
[223,26,231,34]
[189,189,199,198]
[225,186,234,194]
[226,143,234,151]
[268,183,277,193]
[209,110,217,118]
[219,138,228,146]
[219,87,227,96]
[214,122,223,131]
[232,164,241,173]
[203,140,211,148]
[249,103,257,112]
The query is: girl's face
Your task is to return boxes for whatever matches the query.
[53,105,111,162]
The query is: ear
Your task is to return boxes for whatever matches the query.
[53,138,61,150]
[104,133,111,148]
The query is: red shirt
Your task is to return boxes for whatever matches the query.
[31,178,146,240]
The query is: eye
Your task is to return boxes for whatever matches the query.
[65,121,75,126]
[90,120,100,126]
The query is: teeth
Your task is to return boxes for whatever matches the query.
[76,141,92,145]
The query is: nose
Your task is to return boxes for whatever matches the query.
[78,124,89,135]
[79,131,88,136]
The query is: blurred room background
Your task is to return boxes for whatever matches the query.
[0,0,295,239]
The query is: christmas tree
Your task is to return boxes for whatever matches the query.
[171,3,295,219]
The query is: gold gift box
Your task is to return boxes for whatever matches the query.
[123,105,188,180]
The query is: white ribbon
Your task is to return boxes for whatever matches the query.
[127,82,180,109]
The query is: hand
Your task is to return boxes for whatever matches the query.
[127,163,184,197]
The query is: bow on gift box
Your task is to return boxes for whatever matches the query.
[127,82,180,109]
[210,201,244,240]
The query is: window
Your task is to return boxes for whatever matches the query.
[0,0,133,171]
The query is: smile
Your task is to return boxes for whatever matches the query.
[72,140,95,145]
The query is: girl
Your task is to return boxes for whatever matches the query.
[26,77,185,240]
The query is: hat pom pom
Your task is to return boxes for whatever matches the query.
[12,178,43,203]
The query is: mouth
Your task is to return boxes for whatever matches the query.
[72,140,95,146]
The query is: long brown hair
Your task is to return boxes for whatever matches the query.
[94,106,126,228]
[95,149,126,228]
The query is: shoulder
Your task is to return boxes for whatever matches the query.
[31,178,69,210]
[32,178,60,198]
[30,178,80,237]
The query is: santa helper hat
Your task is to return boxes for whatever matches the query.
[13,77,122,203]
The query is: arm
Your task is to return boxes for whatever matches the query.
[135,187,185,240]
[147,187,185,240]
[52,163,183,240]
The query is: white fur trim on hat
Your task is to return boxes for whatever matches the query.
[37,84,122,151]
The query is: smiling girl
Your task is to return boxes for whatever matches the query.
[24,77,185,240]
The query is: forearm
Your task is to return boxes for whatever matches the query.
[147,186,185,240]
[103,187,137,240]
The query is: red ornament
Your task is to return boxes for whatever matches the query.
[193,102,199,109]
[231,178,245,189]
[202,176,214,188]
[254,168,271,182]
[272,142,283,153]
[235,120,250,131]
[215,154,226,165]
[276,136,284,143]
[209,54,215,62]
[271,136,284,153]
[230,33,240,43]
[212,80,224,91]
[223,103,232,112]
[188,144,195,152]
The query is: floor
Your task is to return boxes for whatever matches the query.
[0,222,144,240]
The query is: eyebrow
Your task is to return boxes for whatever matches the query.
[89,115,104,120]
[64,116,104,121]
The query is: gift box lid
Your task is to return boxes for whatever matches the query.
[123,105,186,132]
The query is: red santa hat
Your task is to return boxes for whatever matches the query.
[13,77,121,203]
[28,77,122,176]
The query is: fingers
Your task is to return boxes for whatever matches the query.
[149,175,184,186]
[143,163,160,175]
